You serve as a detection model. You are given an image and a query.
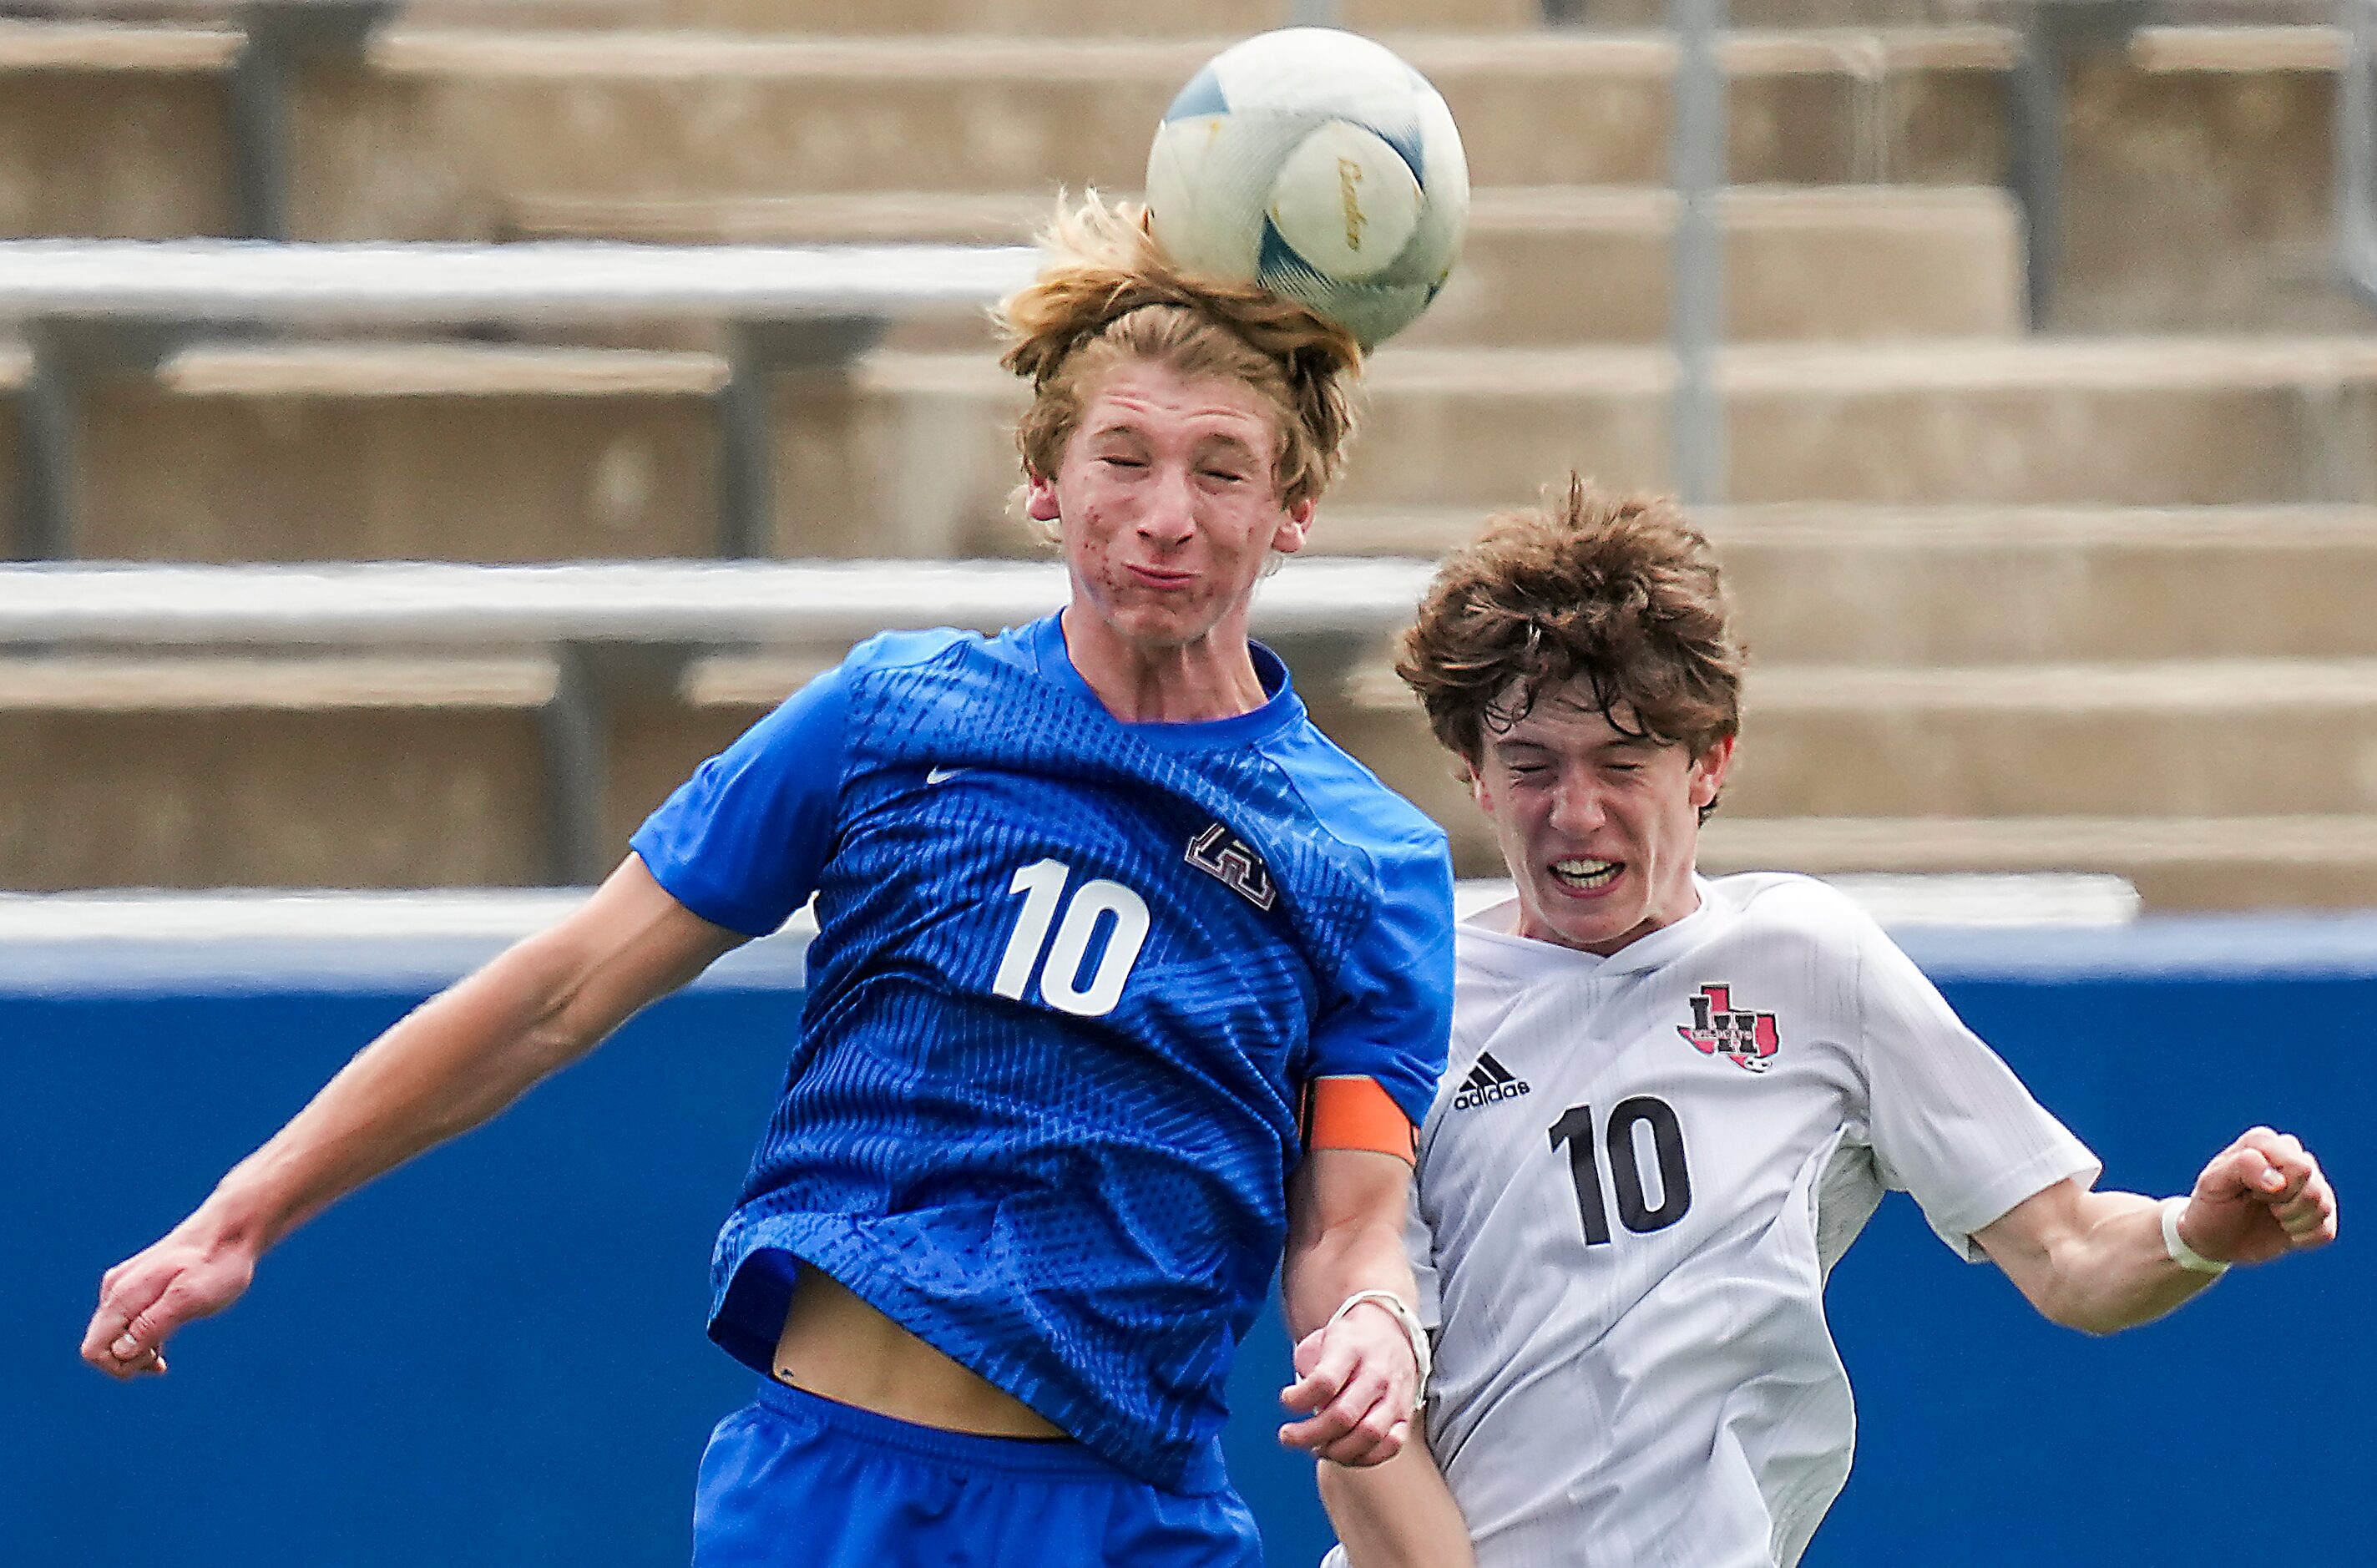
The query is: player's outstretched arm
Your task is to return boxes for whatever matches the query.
[1975,1127,2338,1336]
[1317,1429,1474,1568]
[1279,1147,1427,1469]
[80,855,746,1381]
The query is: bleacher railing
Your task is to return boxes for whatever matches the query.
[2347,0,2377,310]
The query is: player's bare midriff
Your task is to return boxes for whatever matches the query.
[771,1267,1067,1439]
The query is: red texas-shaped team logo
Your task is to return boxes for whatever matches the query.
[1678,984,1781,1073]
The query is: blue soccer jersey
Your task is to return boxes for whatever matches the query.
[631,614,1454,1491]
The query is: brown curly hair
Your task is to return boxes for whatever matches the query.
[1397,475,1744,793]
[994,193,1363,509]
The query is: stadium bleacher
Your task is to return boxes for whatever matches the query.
[0,236,1035,555]
[505,185,2030,347]
[0,554,1429,881]
[3,13,2349,329]
[3,0,2375,908]
[7,9,2376,1568]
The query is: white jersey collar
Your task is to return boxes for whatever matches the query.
[1459,874,1728,979]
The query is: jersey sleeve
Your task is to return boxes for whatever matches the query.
[1404,1179,1443,1335]
[1307,834,1456,1135]
[1850,910,2101,1260]
[627,661,852,938]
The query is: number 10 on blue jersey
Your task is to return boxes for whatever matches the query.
[992,858,1151,1018]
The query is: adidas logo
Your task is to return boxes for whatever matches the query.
[1451,1051,1532,1111]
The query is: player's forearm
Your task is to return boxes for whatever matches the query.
[188,932,611,1259]
[1283,1211,1416,1338]
[1283,1146,1423,1335]
[1981,1189,2212,1335]
[1279,1149,1432,1464]
[1318,1437,1475,1568]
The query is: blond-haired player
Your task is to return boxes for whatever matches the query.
[83,198,1454,1568]
[1319,478,2339,1568]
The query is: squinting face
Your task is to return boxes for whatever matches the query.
[1024,360,1312,654]
[1469,681,1734,955]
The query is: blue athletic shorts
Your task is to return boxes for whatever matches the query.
[690,1378,1266,1568]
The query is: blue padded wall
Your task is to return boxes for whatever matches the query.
[4,920,2369,1565]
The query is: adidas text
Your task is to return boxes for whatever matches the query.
[1452,1052,1533,1110]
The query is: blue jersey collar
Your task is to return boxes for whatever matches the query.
[1015,612,1304,752]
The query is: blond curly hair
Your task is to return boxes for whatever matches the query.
[994,194,1364,510]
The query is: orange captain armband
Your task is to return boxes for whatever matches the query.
[1298,1075,1419,1165]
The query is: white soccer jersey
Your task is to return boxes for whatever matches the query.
[1403,873,2098,1568]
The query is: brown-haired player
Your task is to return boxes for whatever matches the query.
[1318,477,2338,1568]
[82,196,1455,1568]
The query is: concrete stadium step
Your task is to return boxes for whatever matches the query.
[506,185,2025,348]
[0,654,559,888]
[820,337,2377,549]
[279,28,2023,234]
[2052,24,2364,335]
[385,0,2349,34]
[36,336,2377,562]
[15,647,2374,908]
[1733,660,2377,822]
[1324,660,2377,908]
[1702,336,2377,507]
[1550,0,2339,25]
[0,648,774,888]
[402,0,1546,32]
[35,27,2032,242]
[0,22,239,239]
[1317,504,2377,665]
[1334,655,2377,820]
[0,549,1462,887]
[1693,817,2377,912]
[68,341,725,561]
[8,21,2354,335]
[288,16,2359,338]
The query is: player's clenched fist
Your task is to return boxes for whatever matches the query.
[2177,1126,2339,1268]
[1278,1295,1423,1468]
[82,1222,257,1381]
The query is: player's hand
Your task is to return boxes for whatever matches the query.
[81,1221,258,1380]
[2177,1127,2338,1268]
[1277,1299,1418,1468]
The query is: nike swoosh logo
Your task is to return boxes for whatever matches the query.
[926,766,969,785]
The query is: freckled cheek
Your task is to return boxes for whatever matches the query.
[1062,524,1114,589]
[1091,542,1131,591]
[1070,508,1120,567]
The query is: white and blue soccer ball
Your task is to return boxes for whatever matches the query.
[1145,28,1470,351]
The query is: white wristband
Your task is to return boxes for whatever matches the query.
[2161,1196,2230,1276]
[1327,1289,1432,1414]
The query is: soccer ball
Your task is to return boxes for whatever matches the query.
[1144,28,1470,351]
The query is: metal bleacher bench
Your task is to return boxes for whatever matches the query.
[0,237,1039,561]
[0,556,1437,881]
